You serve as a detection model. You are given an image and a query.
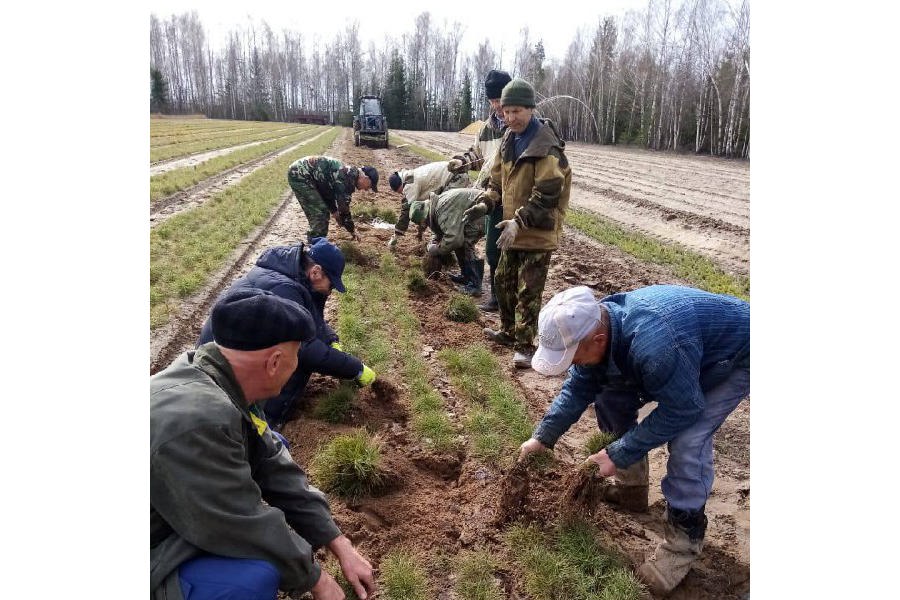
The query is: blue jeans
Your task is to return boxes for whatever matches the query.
[178,555,279,600]
[595,368,750,512]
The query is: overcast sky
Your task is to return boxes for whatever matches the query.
[149,0,651,70]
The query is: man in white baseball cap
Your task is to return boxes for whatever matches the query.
[519,284,750,596]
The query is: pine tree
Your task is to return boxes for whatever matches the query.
[457,73,473,129]
[150,67,170,113]
[383,49,409,129]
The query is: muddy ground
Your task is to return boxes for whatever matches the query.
[150,127,749,599]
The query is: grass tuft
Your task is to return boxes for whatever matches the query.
[379,551,429,600]
[310,429,383,499]
[313,382,358,423]
[446,293,479,323]
[406,270,428,293]
[338,241,370,266]
[585,430,620,455]
[454,550,503,600]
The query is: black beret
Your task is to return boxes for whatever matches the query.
[389,171,403,192]
[211,288,315,351]
[484,69,512,100]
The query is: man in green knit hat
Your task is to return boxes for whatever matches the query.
[463,78,571,369]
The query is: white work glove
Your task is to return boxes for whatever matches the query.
[388,235,398,250]
[495,219,520,251]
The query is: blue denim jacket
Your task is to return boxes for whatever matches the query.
[533,285,750,468]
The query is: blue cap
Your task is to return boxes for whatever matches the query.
[307,237,347,293]
[211,288,315,350]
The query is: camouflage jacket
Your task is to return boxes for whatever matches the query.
[394,161,467,236]
[481,118,571,251]
[425,188,485,254]
[288,155,359,232]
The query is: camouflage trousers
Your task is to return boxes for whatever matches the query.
[288,176,331,242]
[495,249,552,353]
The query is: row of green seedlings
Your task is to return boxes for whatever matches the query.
[322,544,506,600]
[149,127,342,329]
[317,249,456,450]
[149,120,297,150]
[149,118,256,140]
[566,208,750,300]
[150,125,323,202]
[150,123,308,163]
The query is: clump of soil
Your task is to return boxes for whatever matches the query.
[559,463,605,516]
[422,252,457,278]
[496,461,530,525]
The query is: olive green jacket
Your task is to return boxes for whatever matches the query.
[481,118,571,251]
[150,344,341,599]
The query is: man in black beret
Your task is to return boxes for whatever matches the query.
[151,288,376,600]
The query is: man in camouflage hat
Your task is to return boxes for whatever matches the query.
[408,187,487,295]
[387,160,470,249]
[463,78,571,369]
[452,68,512,313]
[287,155,379,242]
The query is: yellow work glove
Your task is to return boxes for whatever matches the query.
[356,365,376,387]
[331,341,344,352]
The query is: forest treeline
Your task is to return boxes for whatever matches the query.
[150,0,749,157]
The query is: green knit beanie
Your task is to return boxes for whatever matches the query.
[409,199,430,225]
[500,78,536,108]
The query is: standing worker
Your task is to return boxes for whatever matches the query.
[197,238,376,431]
[518,285,750,596]
[452,69,511,312]
[152,288,376,600]
[387,160,470,248]
[287,155,379,242]
[407,187,487,295]
[464,78,571,369]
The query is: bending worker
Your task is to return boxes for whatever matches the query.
[198,238,376,431]
[287,155,379,242]
[519,285,750,596]
[387,159,470,248]
[408,187,487,295]
[152,288,376,600]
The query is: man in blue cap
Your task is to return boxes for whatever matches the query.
[198,238,376,430]
[152,288,376,600]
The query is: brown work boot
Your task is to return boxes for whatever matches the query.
[597,456,650,512]
[637,508,706,596]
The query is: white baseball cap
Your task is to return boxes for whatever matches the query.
[532,286,602,376]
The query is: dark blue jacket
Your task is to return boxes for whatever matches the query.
[198,244,362,426]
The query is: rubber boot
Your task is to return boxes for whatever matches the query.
[484,328,515,347]
[596,455,649,512]
[478,265,499,312]
[637,507,707,597]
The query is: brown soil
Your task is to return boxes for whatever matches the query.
[150,127,750,599]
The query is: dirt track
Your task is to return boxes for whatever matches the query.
[395,129,750,275]
[150,127,749,599]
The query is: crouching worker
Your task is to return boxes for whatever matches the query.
[152,288,376,600]
[198,238,376,431]
[387,159,470,248]
[409,187,487,295]
[287,155,379,242]
[518,285,749,596]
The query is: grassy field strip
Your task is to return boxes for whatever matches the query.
[566,208,750,300]
[150,118,295,142]
[505,520,645,600]
[331,252,457,449]
[150,126,328,203]
[150,124,301,151]
[149,127,340,329]
[438,344,533,463]
[150,124,310,163]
